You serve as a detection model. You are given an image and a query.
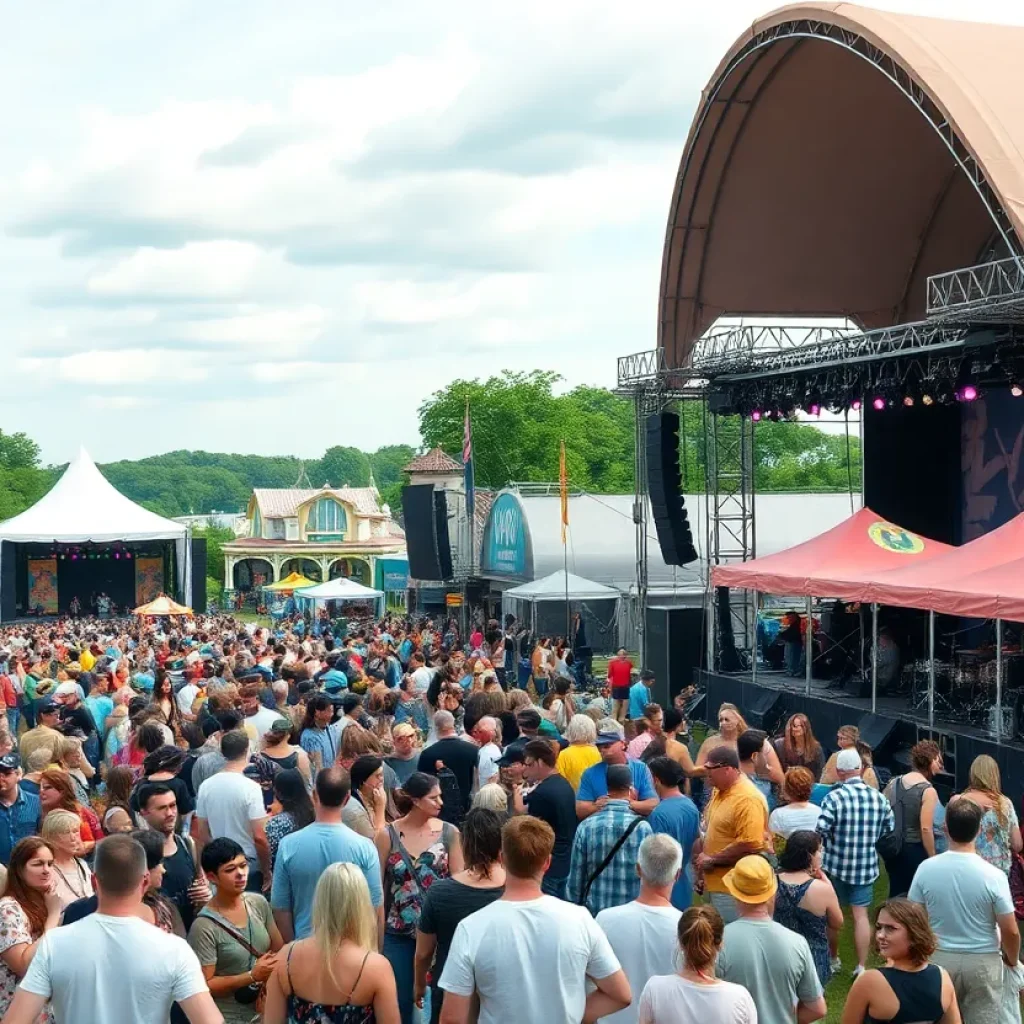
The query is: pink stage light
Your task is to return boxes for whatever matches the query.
[71,554,77,561]
[960,385,978,402]
[1012,384,1023,398]
[851,400,862,411]
[751,410,762,422]
[808,404,820,416]
[872,397,886,411]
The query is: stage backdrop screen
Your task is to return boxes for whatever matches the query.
[135,558,163,605]
[27,559,58,615]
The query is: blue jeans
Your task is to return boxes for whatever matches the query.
[541,873,567,900]
[784,641,804,677]
[5,708,18,739]
[384,932,417,1024]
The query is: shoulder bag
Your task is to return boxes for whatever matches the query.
[579,815,645,908]
[198,898,267,1012]
[876,776,905,860]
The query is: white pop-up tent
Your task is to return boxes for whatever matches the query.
[504,570,619,603]
[295,578,384,602]
[0,447,191,618]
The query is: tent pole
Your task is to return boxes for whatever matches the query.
[928,610,936,733]
[871,603,878,714]
[996,618,1004,744]
[751,590,758,685]
[805,595,812,696]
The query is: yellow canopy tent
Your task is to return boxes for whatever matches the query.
[263,571,316,593]
[134,593,193,617]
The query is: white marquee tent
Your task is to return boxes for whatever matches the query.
[0,448,191,618]
[295,578,384,602]
[504,569,619,603]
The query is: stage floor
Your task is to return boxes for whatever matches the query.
[699,667,1024,793]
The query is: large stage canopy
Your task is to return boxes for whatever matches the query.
[0,448,191,616]
[661,2,1024,367]
[711,507,951,600]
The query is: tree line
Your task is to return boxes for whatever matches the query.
[0,371,861,526]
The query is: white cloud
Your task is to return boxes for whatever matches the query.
[179,305,326,348]
[83,395,147,410]
[87,241,273,299]
[18,348,209,383]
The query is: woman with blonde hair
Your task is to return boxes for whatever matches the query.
[638,904,756,1022]
[56,735,95,805]
[471,784,509,817]
[556,714,601,792]
[41,809,93,911]
[960,754,1022,873]
[822,725,879,788]
[262,863,400,1024]
[695,703,749,769]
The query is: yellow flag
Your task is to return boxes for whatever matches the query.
[560,440,568,544]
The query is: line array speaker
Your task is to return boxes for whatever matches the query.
[190,538,208,612]
[402,485,443,581]
[645,411,698,566]
[433,491,454,580]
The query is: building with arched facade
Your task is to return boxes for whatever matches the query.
[222,486,407,603]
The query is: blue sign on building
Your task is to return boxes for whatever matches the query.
[375,558,409,592]
[482,492,530,578]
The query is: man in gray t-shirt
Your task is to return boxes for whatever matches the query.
[908,796,1020,1024]
[716,855,825,1024]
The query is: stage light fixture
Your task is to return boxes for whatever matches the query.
[872,397,886,411]
[903,396,915,407]
[751,410,762,422]
[922,394,934,406]
[808,403,820,417]
[1013,383,1024,398]
[71,554,77,561]
[958,384,979,402]
[851,399,862,412]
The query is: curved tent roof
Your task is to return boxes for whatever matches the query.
[661,2,1024,366]
[712,507,952,599]
[0,447,186,544]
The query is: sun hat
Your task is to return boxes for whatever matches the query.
[722,855,778,904]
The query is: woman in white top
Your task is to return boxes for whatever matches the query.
[639,904,756,1023]
[41,810,93,912]
[769,767,822,839]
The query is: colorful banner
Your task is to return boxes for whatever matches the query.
[135,557,163,605]
[27,559,58,614]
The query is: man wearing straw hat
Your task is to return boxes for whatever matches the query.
[717,854,826,1024]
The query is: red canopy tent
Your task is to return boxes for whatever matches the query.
[862,512,1024,619]
[712,507,952,599]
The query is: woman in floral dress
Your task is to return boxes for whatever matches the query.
[0,838,61,1022]
[374,772,462,1024]
[960,755,1022,873]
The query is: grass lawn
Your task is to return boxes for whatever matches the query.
[232,609,272,628]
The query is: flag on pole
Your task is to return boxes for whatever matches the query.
[463,398,475,520]
[559,440,568,544]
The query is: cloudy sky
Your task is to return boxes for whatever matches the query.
[3,0,1021,464]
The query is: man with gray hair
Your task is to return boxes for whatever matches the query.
[5,835,220,1024]
[418,709,479,825]
[568,763,653,915]
[595,833,683,1024]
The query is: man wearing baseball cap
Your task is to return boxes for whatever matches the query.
[576,726,658,821]
[19,700,62,773]
[0,753,40,865]
[716,855,826,1023]
[692,744,770,924]
[816,747,894,977]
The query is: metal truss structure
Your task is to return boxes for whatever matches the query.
[928,256,1024,324]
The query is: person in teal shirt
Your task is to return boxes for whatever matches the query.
[629,670,654,720]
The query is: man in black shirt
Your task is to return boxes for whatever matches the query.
[522,738,577,900]
[417,710,479,823]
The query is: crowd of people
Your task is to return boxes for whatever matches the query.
[0,611,1019,1022]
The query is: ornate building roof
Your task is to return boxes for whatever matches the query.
[402,448,462,474]
[252,487,382,519]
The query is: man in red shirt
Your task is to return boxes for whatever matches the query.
[606,648,633,723]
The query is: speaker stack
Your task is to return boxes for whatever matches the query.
[645,411,698,566]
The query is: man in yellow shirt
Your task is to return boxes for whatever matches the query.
[694,744,770,923]
[78,645,96,673]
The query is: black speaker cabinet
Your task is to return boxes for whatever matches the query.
[190,537,207,612]
[402,485,443,581]
[645,605,705,708]
[433,491,454,580]
[645,411,698,565]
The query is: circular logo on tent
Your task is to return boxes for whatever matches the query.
[868,521,925,555]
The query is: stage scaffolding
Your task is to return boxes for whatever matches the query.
[618,254,1024,682]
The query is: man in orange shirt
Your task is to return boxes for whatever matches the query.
[693,744,770,924]
[605,649,633,724]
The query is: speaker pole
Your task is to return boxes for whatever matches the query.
[751,590,758,685]
[871,602,878,713]
[928,610,936,733]
[805,595,812,696]
[996,617,1003,743]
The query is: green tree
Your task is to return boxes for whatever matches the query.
[315,447,372,488]
[0,431,42,471]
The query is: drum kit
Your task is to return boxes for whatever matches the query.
[904,647,1024,736]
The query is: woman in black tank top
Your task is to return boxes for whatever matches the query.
[841,899,960,1024]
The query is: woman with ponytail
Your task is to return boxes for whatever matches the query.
[638,904,756,1023]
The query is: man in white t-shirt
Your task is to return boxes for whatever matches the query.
[439,816,630,1024]
[240,680,281,748]
[5,834,219,1024]
[409,652,434,695]
[595,833,683,1024]
[194,729,270,891]
[909,795,1020,1023]
[473,717,502,789]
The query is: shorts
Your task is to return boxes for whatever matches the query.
[829,875,874,907]
[611,687,630,701]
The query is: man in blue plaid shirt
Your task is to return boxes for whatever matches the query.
[568,764,653,914]
[816,747,894,976]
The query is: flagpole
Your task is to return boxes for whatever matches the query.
[560,440,570,642]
